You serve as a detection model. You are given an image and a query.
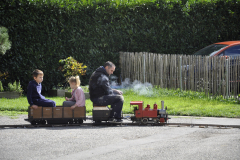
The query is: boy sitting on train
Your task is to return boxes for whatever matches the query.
[63,76,85,109]
[27,69,56,109]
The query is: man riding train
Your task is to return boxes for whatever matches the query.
[89,61,124,122]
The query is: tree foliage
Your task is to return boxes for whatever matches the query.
[0,26,11,55]
[0,0,239,93]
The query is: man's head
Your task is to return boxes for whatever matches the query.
[32,69,44,84]
[104,61,115,76]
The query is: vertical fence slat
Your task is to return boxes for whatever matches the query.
[183,55,187,91]
[234,57,238,98]
[159,54,163,87]
[174,54,177,89]
[238,57,240,96]
[204,56,208,96]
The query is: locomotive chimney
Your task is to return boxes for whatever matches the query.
[161,101,164,110]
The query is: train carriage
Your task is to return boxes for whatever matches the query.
[26,106,86,125]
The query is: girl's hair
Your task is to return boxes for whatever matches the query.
[68,76,81,87]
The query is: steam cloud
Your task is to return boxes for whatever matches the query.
[110,77,154,96]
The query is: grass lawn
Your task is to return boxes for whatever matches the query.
[0,88,240,118]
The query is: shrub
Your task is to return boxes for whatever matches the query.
[0,26,11,55]
[7,81,23,93]
[59,56,87,81]
[0,81,3,92]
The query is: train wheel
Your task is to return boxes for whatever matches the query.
[165,114,168,122]
[153,118,159,124]
[95,120,101,124]
[73,119,78,124]
[75,119,79,124]
[31,121,36,125]
[40,120,46,125]
[141,118,148,124]
[69,120,73,124]
[78,119,83,124]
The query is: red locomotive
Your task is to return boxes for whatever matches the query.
[130,101,168,124]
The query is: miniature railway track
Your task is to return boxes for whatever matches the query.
[0,122,240,129]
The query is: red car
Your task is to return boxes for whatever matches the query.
[194,41,240,57]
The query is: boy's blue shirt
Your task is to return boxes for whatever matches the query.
[27,80,45,106]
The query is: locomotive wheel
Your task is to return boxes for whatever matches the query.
[153,118,159,124]
[31,121,36,125]
[141,118,148,124]
[165,114,168,122]
[69,120,73,124]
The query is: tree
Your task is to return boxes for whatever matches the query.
[0,26,11,55]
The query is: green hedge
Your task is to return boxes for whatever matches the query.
[0,0,240,93]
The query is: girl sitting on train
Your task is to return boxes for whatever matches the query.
[63,76,85,109]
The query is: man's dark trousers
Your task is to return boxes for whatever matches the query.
[91,92,124,119]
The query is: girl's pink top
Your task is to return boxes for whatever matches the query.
[68,87,85,107]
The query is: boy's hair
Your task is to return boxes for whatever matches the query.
[68,76,81,87]
[32,69,44,78]
[104,61,115,68]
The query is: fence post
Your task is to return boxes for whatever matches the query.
[179,56,182,91]
[204,56,209,96]
[226,58,229,99]
[143,53,145,83]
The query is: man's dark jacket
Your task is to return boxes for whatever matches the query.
[89,66,113,101]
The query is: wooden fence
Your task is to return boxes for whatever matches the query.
[119,52,240,98]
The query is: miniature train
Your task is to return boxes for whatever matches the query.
[25,101,168,125]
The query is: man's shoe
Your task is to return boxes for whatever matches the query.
[108,118,122,123]
[116,119,123,123]
[108,118,116,122]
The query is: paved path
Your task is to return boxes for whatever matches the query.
[169,116,240,125]
[0,115,239,160]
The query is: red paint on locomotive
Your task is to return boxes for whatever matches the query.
[130,101,169,124]
[130,101,143,118]
[159,118,165,123]
[130,101,158,118]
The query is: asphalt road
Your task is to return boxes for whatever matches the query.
[0,115,240,160]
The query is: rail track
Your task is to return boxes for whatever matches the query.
[0,122,240,129]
